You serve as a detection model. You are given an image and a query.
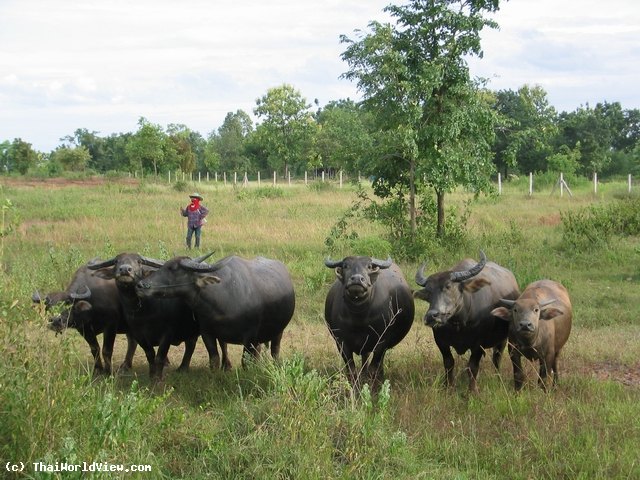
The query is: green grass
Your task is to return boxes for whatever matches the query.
[1,176,639,479]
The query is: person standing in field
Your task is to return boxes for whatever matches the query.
[180,192,208,249]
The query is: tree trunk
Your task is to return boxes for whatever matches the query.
[409,158,417,236]
[436,189,445,238]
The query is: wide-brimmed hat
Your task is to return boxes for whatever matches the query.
[189,192,203,200]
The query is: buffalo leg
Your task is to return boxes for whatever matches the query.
[492,338,506,370]
[510,347,525,391]
[368,349,386,392]
[101,327,117,375]
[119,335,137,371]
[436,341,456,388]
[219,340,231,370]
[467,347,486,393]
[338,343,358,387]
[81,329,104,375]
[177,337,197,371]
[538,353,553,391]
[201,334,221,370]
[241,342,261,368]
[137,340,157,377]
[269,332,283,360]
[154,337,173,378]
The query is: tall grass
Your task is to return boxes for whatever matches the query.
[1,177,639,479]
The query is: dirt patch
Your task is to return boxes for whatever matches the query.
[538,213,562,226]
[580,361,640,387]
[1,176,139,189]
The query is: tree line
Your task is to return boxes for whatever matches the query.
[3,86,637,182]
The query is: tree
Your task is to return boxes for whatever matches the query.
[214,110,254,173]
[341,0,501,238]
[51,146,91,171]
[10,138,38,174]
[165,124,197,173]
[254,84,314,176]
[0,140,10,173]
[125,117,166,175]
[492,85,557,176]
[60,128,104,171]
[315,99,373,175]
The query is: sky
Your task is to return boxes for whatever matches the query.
[1,0,639,152]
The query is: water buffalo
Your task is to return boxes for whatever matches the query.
[135,254,295,365]
[88,252,229,378]
[414,251,520,393]
[33,264,136,375]
[324,256,414,389]
[491,279,572,390]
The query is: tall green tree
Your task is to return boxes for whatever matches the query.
[125,117,166,176]
[492,85,557,176]
[341,0,501,238]
[214,110,254,173]
[165,124,197,173]
[10,138,38,174]
[254,84,314,176]
[315,99,373,175]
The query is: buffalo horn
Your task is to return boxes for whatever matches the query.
[32,290,43,303]
[450,251,487,283]
[179,258,222,273]
[140,256,165,268]
[415,263,429,286]
[69,285,91,300]
[371,256,393,269]
[539,298,557,308]
[193,251,215,264]
[87,257,116,270]
[324,257,343,269]
[499,298,516,307]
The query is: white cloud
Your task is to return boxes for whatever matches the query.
[1,0,638,151]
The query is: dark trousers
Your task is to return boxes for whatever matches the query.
[186,226,202,249]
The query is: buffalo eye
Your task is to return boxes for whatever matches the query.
[534,307,540,314]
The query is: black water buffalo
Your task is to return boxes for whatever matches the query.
[491,280,572,390]
[324,256,414,389]
[414,251,520,392]
[135,254,295,364]
[88,252,229,378]
[33,264,136,375]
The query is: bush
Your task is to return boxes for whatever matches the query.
[561,197,640,249]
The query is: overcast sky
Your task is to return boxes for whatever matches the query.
[1,0,638,152]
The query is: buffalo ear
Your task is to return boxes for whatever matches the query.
[540,307,563,320]
[491,306,511,321]
[413,289,431,302]
[335,267,343,280]
[196,275,221,288]
[75,300,93,312]
[91,268,116,280]
[463,277,490,293]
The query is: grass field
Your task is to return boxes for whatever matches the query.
[1,175,639,479]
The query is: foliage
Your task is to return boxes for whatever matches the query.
[125,117,166,176]
[341,0,500,238]
[51,145,92,172]
[561,196,640,249]
[253,84,315,175]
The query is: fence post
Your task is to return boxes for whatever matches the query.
[243,172,248,187]
[273,171,276,186]
[258,171,261,187]
[288,171,291,186]
[339,170,343,188]
[498,173,502,195]
[529,172,533,196]
[629,174,632,193]
[168,171,171,183]
[322,171,325,183]
[304,171,308,185]
[594,172,598,194]
[223,172,227,186]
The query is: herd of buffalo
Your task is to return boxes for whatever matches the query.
[33,251,572,392]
